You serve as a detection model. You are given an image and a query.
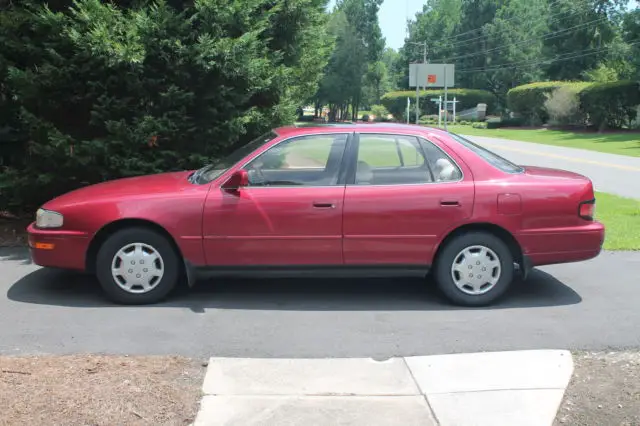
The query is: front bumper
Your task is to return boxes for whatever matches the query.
[27,222,90,271]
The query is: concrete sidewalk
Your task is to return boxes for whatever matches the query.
[194,350,574,426]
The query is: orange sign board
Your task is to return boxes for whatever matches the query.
[427,74,437,84]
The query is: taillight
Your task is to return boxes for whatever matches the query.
[578,199,596,220]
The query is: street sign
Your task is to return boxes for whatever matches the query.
[409,63,455,88]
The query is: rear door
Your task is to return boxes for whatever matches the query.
[342,132,475,265]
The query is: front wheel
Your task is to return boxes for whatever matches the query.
[95,227,181,305]
[434,232,514,306]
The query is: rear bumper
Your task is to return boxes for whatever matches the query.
[27,223,90,271]
[517,221,605,267]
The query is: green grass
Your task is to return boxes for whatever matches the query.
[442,125,640,157]
[595,192,640,251]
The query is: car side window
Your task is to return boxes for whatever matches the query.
[355,134,432,185]
[420,138,463,182]
[244,133,348,187]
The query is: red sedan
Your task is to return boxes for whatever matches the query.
[27,124,604,306]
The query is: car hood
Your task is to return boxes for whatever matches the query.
[521,165,590,181]
[43,171,195,209]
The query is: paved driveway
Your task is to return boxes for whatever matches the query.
[1,247,639,358]
[464,135,640,199]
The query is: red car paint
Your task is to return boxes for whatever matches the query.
[28,124,604,273]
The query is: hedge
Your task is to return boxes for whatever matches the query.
[579,80,640,130]
[381,89,496,121]
[506,81,593,125]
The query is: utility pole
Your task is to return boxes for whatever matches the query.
[408,41,428,125]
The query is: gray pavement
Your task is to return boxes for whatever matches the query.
[1,247,639,358]
[463,135,640,199]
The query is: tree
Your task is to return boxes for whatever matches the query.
[622,7,640,79]
[543,0,626,80]
[476,0,549,102]
[0,0,332,210]
[315,0,384,121]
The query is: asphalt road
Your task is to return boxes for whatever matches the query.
[2,247,639,358]
[464,135,640,200]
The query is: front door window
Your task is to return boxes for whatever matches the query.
[244,134,348,187]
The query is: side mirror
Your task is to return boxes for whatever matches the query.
[222,169,249,192]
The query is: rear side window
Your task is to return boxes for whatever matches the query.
[448,133,523,174]
[419,139,463,182]
[354,134,432,185]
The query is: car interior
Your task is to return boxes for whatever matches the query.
[245,133,461,187]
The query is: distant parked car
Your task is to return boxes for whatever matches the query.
[28,124,604,306]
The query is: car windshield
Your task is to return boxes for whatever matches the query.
[448,132,524,174]
[189,131,279,184]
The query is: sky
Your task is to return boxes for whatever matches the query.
[327,0,640,51]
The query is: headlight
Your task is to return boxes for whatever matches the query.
[36,209,64,228]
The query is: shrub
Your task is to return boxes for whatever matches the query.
[381,89,496,121]
[579,80,640,130]
[361,114,371,122]
[472,122,487,129]
[0,0,331,211]
[544,86,586,126]
[297,115,315,122]
[370,104,390,122]
[485,117,525,129]
[507,81,592,125]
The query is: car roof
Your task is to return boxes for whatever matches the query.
[273,123,451,138]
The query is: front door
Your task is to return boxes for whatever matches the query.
[342,132,475,265]
[202,132,350,266]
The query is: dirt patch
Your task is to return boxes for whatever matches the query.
[555,351,640,425]
[0,355,205,426]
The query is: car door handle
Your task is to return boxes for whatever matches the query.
[440,200,460,207]
[312,202,335,209]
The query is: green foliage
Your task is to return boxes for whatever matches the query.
[381,89,496,121]
[370,104,389,121]
[544,86,585,126]
[485,117,525,129]
[316,0,384,121]
[506,81,593,125]
[579,80,640,130]
[0,0,331,210]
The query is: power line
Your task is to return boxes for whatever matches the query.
[430,16,608,63]
[441,0,575,48]
[442,2,592,50]
[438,0,566,44]
[456,39,640,73]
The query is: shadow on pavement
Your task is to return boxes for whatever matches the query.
[0,246,32,265]
[7,267,581,311]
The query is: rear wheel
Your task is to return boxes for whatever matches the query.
[95,227,181,305]
[434,231,514,306]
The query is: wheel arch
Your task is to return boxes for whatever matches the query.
[433,222,524,269]
[85,218,184,274]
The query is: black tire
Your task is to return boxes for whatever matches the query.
[95,227,181,305]
[434,231,514,307]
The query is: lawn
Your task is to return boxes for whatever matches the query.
[595,192,640,251]
[442,125,640,158]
